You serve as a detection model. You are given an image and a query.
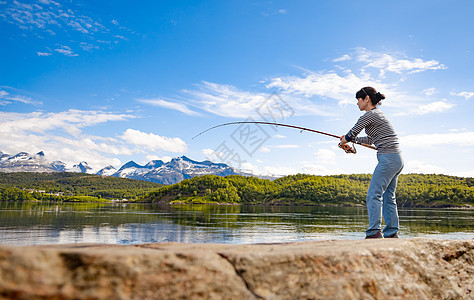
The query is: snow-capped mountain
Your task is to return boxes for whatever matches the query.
[96,165,117,176]
[0,151,58,173]
[0,151,94,174]
[71,161,93,174]
[0,151,247,184]
[0,151,10,161]
[51,160,67,172]
[108,156,241,184]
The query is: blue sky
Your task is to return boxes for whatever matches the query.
[1,0,473,177]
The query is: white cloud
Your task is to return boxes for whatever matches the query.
[183,81,333,118]
[418,101,454,114]
[235,159,346,177]
[421,88,437,96]
[2,1,103,34]
[261,165,298,176]
[176,49,449,120]
[202,147,248,170]
[0,110,134,133]
[266,49,451,113]
[184,81,274,118]
[67,20,90,34]
[449,169,474,178]
[202,148,215,157]
[240,162,261,174]
[314,148,337,164]
[258,144,298,153]
[0,109,134,135]
[301,164,345,176]
[0,89,43,105]
[0,110,142,170]
[333,54,351,62]
[399,131,474,147]
[396,100,454,116]
[241,162,339,177]
[356,48,447,76]
[54,45,78,56]
[271,144,299,149]
[121,129,187,153]
[37,52,52,56]
[403,160,447,175]
[138,98,200,116]
[267,70,388,106]
[268,72,360,97]
[4,95,41,105]
[79,42,99,51]
[262,9,288,17]
[145,154,172,163]
[451,91,474,100]
[1,0,130,55]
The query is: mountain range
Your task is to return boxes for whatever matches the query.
[0,150,249,184]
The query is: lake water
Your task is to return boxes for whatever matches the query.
[0,201,472,245]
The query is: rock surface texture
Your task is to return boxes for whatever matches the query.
[0,239,472,299]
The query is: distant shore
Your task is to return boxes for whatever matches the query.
[2,172,473,209]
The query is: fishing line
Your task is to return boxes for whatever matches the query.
[193,121,376,151]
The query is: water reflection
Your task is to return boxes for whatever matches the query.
[0,202,472,245]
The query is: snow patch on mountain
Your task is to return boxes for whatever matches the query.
[0,151,252,184]
[96,165,117,176]
[0,151,55,173]
[71,162,93,174]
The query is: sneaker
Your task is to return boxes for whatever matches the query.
[365,231,384,239]
[386,233,399,238]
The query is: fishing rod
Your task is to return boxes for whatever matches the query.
[193,121,377,153]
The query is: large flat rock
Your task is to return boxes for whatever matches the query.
[0,239,472,299]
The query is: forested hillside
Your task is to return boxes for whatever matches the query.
[1,172,473,207]
[0,172,162,201]
[141,174,474,208]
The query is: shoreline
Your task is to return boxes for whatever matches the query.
[132,200,474,209]
[6,199,474,209]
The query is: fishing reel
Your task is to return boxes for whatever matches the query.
[338,143,357,154]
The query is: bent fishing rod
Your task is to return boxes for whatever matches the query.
[193,121,377,153]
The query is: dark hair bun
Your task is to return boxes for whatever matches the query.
[376,92,386,101]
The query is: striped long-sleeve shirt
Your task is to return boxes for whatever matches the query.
[345,108,401,154]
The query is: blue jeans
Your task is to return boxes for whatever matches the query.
[366,152,404,237]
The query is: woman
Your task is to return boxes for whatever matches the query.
[339,87,403,239]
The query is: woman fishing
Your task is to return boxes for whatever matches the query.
[339,87,404,239]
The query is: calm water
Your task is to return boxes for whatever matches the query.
[0,201,472,245]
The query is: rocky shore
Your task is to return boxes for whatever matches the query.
[0,239,472,299]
